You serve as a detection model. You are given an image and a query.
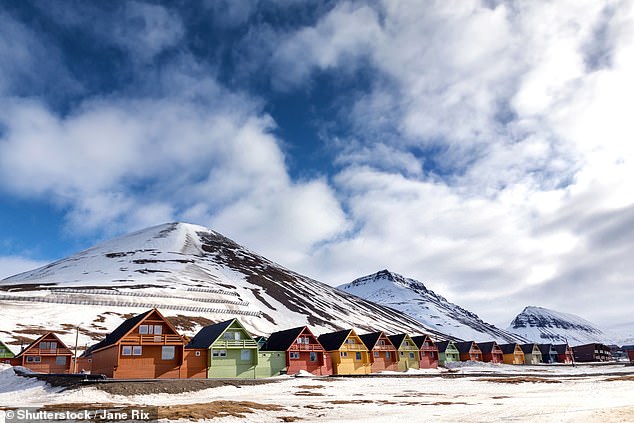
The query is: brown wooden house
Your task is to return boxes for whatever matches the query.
[454,341,482,362]
[477,341,504,364]
[552,344,574,363]
[83,308,187,379]
[623,345,634,363]
[572,343,612,362]
[260,326,332,376]
[11,333,73,374]
[411,335,439,369]
[359,331,399,373]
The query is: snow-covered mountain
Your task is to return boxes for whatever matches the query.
[507,306,623,346]
[0,223,450,351]
[338,270,525,343]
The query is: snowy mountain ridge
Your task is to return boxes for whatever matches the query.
[0,222,452,351]
[338,269,526,343]
[507,306,627,346]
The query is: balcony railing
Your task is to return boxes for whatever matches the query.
[121,334,183,345]
[342,344,367,351]
[373,345,395,351]
[293,344,323,351]
[420,345,437,351]
[213,339,257,348]
[29,348,59,355]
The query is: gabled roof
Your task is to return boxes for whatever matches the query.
[388,334,407,349]
[455,341,478,354]
[436,340,457,353]
[186,319,241,349]
[552,344,572,354]
[520,343,540,354]
[14,332,72,358]
[411,335,436,349]
[477,342,500,354]
[359,332,393,350]
[318,329,353,351]
[261,326,308,352]
[499,343,521,354]
[537,344,556,355]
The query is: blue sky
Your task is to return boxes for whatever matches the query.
[1,0,634,332]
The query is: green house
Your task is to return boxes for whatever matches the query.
[388,334,420,371]
[0,340,15,359]
[255,350,286,378]
[436,340,460,366]
[186,319,259,379]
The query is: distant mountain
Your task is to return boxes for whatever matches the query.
[0,223,450,350]
[338,269,525,343]
[507,306,620,346]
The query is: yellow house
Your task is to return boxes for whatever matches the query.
[388,334,420,371]
[499,343,525,364]
[317,329,371,375]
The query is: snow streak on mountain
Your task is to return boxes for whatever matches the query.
[0,223,449,350]
[338,270,525,343]
[507,306,624,346]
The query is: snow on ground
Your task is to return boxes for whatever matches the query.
[2,363,634,422]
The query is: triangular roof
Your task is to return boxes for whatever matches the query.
[537,344,556,355]
[477,341,500,354]
[84,308,183,356]
[387,334,408,349]
[436,340,457,353]
[552,344,572,354]
[186,318,253,349]
[261,326,309,351]
[14,332,73,358]
[499,343,521,354]
[520,343,540,354]
[411,335,436,349]
[455,341,479,354]
[317,329,353,351]
[359,332,394,350]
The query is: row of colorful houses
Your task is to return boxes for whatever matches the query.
[0,308,622,378]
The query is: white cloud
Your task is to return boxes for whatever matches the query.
[0,256,49,280]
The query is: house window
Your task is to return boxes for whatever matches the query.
[374,351,379,357]
[310,352,317,362]
[213,350,227,358]
[154,325,162,335]
[122,346,132,356]
[241,349,251,361]
[40,342,57,350]
[345,339,355,344]
[290,352,300,359]
[409,352,415,359]
[355,352,362,360]
[297,337,309,344]
[340,351,348,357]
[162,346,175,360]
[378,340,385,346]
[421,351,425,357]
[224,331,241,340]
[133,346,142,356]
[386,351,391,359]
[26,356,41,363]
[195,351,201,357]
[139,325,150,335]
[56,356,66,366]
[400,351,404,357]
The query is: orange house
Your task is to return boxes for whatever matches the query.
[411,335,439,369]
[359,331,398,373]
[11,333,73,374]
[83,308,187,379]
[455,341,482,362]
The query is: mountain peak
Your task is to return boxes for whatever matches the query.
[338,270,525,343]
[507,306,615,346]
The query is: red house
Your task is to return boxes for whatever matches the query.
[83,308,187,379]
[623,346,634,362]
[455,341,482,362]
[261,326,332,376]
[477,341,504,363]
[11,333,73,374]
[553,344,574,363]
[411,335,439,369]
[359,331,399,373]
